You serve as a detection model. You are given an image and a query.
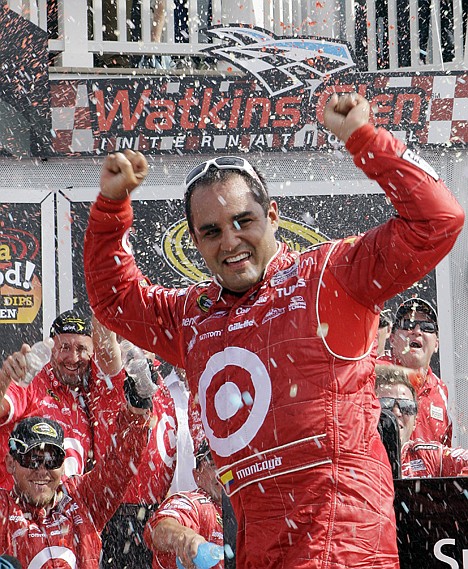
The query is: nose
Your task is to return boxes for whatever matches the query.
[392,403,402,417]
[220,225,241,252]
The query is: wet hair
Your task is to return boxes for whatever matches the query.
[375,364,416,401]
[184,166,271,236]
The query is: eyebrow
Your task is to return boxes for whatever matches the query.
[197,210,255,233]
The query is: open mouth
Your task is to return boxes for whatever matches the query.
[409,340,422,349]
[224,252,251,265]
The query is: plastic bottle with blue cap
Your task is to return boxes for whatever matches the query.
[176,542,224,569]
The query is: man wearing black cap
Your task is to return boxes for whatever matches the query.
[0,309,126,490]
[384,297,451,445]
[0,404,152,567]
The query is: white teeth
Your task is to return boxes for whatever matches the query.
[226,253,249,264]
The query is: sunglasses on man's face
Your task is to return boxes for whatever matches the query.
[396,319,437,334]
[379,397,418,416]
[13,449,65,470]
[185,156,265,191]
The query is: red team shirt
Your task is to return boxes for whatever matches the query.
[1,358,179,509]
[144,489,223,569]
[0,359,124,490]
[0,407,149,568]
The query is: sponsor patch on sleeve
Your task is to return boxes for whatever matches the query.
[402,149,439,181]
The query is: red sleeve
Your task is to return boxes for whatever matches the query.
[84,195,185,365]
[333,126,464,306]
[317,127,464,357]
[72,404,150,532]
[143,492,202,565]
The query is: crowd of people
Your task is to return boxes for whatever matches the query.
[0,92,465,567]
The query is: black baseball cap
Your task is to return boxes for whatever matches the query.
[50,309,92,337]
[393,298,438,328]
[195,439,212,468]
[9,416,65,456]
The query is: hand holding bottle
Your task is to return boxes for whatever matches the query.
[17,338,54,387]
[176,542,224,569]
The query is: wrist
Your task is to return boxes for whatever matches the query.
[345,124,376,155]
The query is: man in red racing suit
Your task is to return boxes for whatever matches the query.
[0,405,151,568]
[84,94,464,568]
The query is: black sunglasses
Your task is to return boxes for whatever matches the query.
[379,397,418,416]
[13,449,65,470]
[185,156,265,191]
[396,319,437,333]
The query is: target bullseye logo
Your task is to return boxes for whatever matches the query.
[156,412,177,468]
[28,546,76,568]
[198,347,272,457]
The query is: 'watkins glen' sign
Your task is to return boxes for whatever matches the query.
[32,26,468,155]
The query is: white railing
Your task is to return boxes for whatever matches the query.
[7,0,468,70]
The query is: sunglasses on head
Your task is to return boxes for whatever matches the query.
[13,448,65,470]
[185,156,265,191]
[379,397,418,416]
[396,319,437,333]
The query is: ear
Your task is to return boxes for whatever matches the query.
[268,200,279,231]
[5,454,15,475]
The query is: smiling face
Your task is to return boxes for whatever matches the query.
[190,175,279,294]
[50,333,93,387]
[376,382,416,445]
[390,311,439,371]
[6,447,64,507]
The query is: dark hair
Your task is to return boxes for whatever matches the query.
[184,166,271,236]
[375,364,416,401]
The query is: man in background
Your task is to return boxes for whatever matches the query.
[386,298,452,445]
[0,309,124,489]
[145,440,223,569]
[375,364,468,477]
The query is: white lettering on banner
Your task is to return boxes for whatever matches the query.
[157,412,177,468]
[29,546,77,569]
[237,457,283,480]
[198,347,272,457]
[433,538,468,568]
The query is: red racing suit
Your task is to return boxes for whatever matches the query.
[144,489,223,569]
[379,358,452,445]
[94,376,177,505]
[84,125,464,569]
[402,438,468,477]
[0,406,149,568]
[0,359,126,491]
